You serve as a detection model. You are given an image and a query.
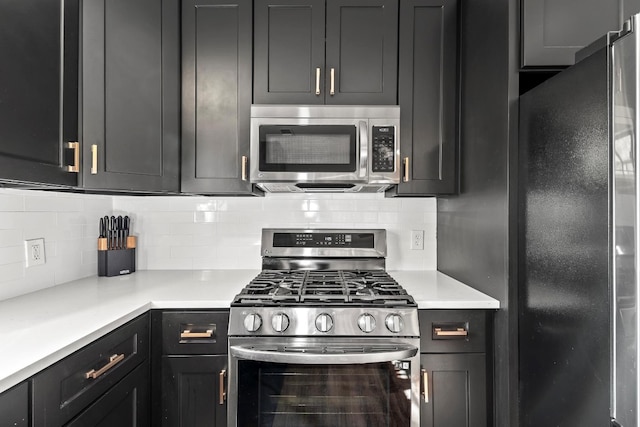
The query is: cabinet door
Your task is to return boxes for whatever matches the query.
[254,0,325,104]
[325,0,398,104]
[421,353,487,427]
[181,0,255,194]
[81,0,180,192]
[0,382,29,427]
[66,361,150,427]
[32,314,149,426]
[522,0,640,67]
[390,0,457,196]
[0,0,78,186]
[161,355,227,426]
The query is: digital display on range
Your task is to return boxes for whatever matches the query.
[273,233,375,248]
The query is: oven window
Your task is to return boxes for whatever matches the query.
[237,361,411,427]
[258,125,357,172]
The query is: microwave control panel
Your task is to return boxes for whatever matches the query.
[371,126,395,172]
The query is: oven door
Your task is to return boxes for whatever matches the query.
[228,338,420,427]
[250,119,369,184]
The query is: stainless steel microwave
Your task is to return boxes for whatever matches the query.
[250,105,400,193]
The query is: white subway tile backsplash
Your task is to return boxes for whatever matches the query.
[0,189,111,300]
[115,192,437,272]
[0,189,437,301]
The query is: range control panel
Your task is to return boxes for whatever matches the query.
[273,232,375,248]
[371,126,396,173]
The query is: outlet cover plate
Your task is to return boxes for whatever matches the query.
[410,230,424,250]
[25,238,46,267]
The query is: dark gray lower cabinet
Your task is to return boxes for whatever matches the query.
[66,362,150,427]
[0,0,78,187]
[389,0,458,196]
[421,353,486,427]
[419,310,490,427]
[0,382,29,427]
[157,310,229,426]
[180,0,254,195]
[81,0,180,192]
[161,356,227,426]
[32,314,150,426]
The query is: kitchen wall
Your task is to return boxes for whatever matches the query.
[0,188,111,301]
[0,189,436,301]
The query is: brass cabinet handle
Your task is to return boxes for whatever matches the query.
[219,369,227,405]
[65,141,80,173]
[85,353,125,380]
[434,327,468,337]
[330,68,335,95]
[315,67,321,95]
[421,369,429,403]
[91,144,98,175]
[403,157,410,182]
[241,156,248,181]
[180,329,213,339]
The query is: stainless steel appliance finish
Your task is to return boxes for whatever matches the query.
[227,229,420,427]
[519,14,640,427]
[250,105,400,193]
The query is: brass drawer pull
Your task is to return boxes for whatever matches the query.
[85,353,125,380]
[65,141,80,173]
[219,369,227,405]
[181,329,213,339]
[421,369,429,403]
[330,67,335,95]
[241,156,248,181]
[403,157,410,182]
[434,327,468,337]
[91,144,98,174]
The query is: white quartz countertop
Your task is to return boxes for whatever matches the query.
[0,269,498,394]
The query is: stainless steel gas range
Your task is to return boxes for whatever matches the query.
[227,229,420,427]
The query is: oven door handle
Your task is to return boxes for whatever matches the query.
[229,344,418,365]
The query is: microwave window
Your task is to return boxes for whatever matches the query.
[265,134,350,164]
[259,125,357,172]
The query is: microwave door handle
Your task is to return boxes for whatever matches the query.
[359,121,368,179]
[230,344,417,365]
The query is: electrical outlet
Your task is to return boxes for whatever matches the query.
[410,230,424,250]
[25,238,46,267]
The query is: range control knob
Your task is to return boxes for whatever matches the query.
[243,313,262,332]
[315,313,334,333]
[385,313,404,333]
[271,312,290,333]
[357,313,377,333]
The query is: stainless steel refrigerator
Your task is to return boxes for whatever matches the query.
[519,14,639,427]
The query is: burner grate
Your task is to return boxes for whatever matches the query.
[232,270,416,307]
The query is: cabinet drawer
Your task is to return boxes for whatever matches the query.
[32,313,149,426]
[419,310,487,353]
[0,382,29,427]
[162,311,228,355]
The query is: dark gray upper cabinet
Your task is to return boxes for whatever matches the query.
[81,0,180,192]
[0,0,78,187]
[254,0,398,105]
[388,0,458,196]
[522,0,640,67]
[180,0,255,195]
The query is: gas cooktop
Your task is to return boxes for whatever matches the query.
[231,269,416,307]
[229,229,419,338]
